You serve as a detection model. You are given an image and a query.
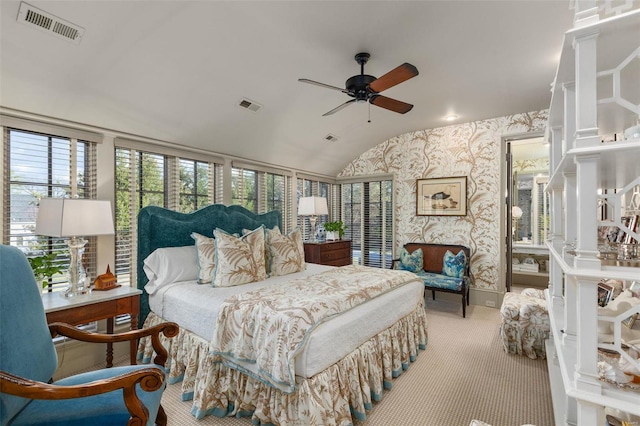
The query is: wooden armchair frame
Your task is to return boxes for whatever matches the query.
[0,321,178,426]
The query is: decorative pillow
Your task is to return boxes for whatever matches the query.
[399,247,423,273]
[442,249,467,278]
[191,232,215,284]
[213,226,267,287]
[266,226,305,276]
[143,245,198,294]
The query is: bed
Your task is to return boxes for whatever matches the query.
[136,204,428,425]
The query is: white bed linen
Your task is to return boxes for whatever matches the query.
[148,263,425,378]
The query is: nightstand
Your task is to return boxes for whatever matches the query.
[42,286,142,367]
[303,240,352,266]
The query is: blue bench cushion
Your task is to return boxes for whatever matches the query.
[416,271,464,291]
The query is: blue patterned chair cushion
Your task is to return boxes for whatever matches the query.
[416,271,464,291]
[399,247,423,273]
[442,249,467,278]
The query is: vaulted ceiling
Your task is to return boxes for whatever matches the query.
[0,1,574,176]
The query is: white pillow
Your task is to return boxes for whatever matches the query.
[143,245,198,294]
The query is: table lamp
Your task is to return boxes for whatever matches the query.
[36,198,115,297]
[512,205,523,241]
[298,196,328,242]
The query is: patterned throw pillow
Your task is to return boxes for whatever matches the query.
[442,249,467,278]
[399,247,423,273]
[266,226,305,276]
[213,226,267,287]
[191,232,215,284]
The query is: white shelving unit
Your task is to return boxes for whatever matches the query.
[544,2,640,425]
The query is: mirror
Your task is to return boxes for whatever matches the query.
[511,138,549,247]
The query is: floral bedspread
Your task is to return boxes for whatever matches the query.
[210,264,419,393]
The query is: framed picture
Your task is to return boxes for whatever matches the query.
[416,176,467,216]
[598,282,614,307]
[622,313,637,329]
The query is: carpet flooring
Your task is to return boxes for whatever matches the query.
[151,297,554,426]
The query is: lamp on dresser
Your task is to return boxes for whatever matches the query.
[298,196,328,242]
[35,198,115,297]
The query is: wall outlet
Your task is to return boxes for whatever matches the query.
[485,300,496,308]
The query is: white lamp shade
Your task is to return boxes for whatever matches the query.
[36,198,115,237]
[298,196,328,216]
[511,205,523,220]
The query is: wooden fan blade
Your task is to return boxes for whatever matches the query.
[298,79,348,93]
[369,95,413,114]
[369,63,418,93]
[322,99,356,116]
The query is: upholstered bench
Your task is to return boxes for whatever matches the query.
[499,288,549,359]
[392,243,471,317]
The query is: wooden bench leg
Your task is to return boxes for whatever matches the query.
[462,292,466,318]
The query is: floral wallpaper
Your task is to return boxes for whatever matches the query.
[338,110,548,291]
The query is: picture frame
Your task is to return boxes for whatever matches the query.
[597,282,614,307]
[622,313,637,329]
[416,176,467,216]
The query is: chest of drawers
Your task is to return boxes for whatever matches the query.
[303,240,351,267]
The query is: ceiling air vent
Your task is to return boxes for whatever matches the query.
[324,134,339,143]
[17,2,84,44]
[237,98,262,113]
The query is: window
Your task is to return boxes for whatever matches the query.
[114,148,166,288]
[114,141,223,288]
[179,158,210,213]
[296,177,335,240]
[232,163,293,233]
[341,178,393,268]
[3,127,97,293]
[231,167,257,212]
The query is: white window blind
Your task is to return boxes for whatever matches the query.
[232,167,257,212]
[341,179,393,268]
[114,146,223,289]
[114,148,166,288]
[3,127,97,293]
[232,166,292,232]
[296,178,336,240]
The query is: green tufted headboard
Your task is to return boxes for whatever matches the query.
[136,204,282,325]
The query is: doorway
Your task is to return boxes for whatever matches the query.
[504,135,550,292]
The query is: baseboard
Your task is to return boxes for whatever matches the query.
[426,287,502,309]
[470,287,502,309]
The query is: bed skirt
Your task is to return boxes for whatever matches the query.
[138,300,428,425]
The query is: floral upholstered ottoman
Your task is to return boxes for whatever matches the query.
[499,288,550,359]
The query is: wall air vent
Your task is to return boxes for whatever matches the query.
[17,2,84,44]
[237,98,262,113]
[324,134,339,143]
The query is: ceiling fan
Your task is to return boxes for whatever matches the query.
[298,52,419,117]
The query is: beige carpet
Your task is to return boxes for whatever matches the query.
[150,297,554,426]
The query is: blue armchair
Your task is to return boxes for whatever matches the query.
[0,245,178,425]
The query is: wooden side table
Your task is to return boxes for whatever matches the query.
[42,286,142,368]
[303,240,352,266]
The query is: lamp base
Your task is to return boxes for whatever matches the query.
[309,215,318,243]
[63,237,89,298]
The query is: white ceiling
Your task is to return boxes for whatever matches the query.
[0,1,574,176]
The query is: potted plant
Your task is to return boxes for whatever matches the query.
[28,253,66,289]
[323,221,347,241]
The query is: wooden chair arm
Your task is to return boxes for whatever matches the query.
[49,322,179,366]
[0,367,164,424]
